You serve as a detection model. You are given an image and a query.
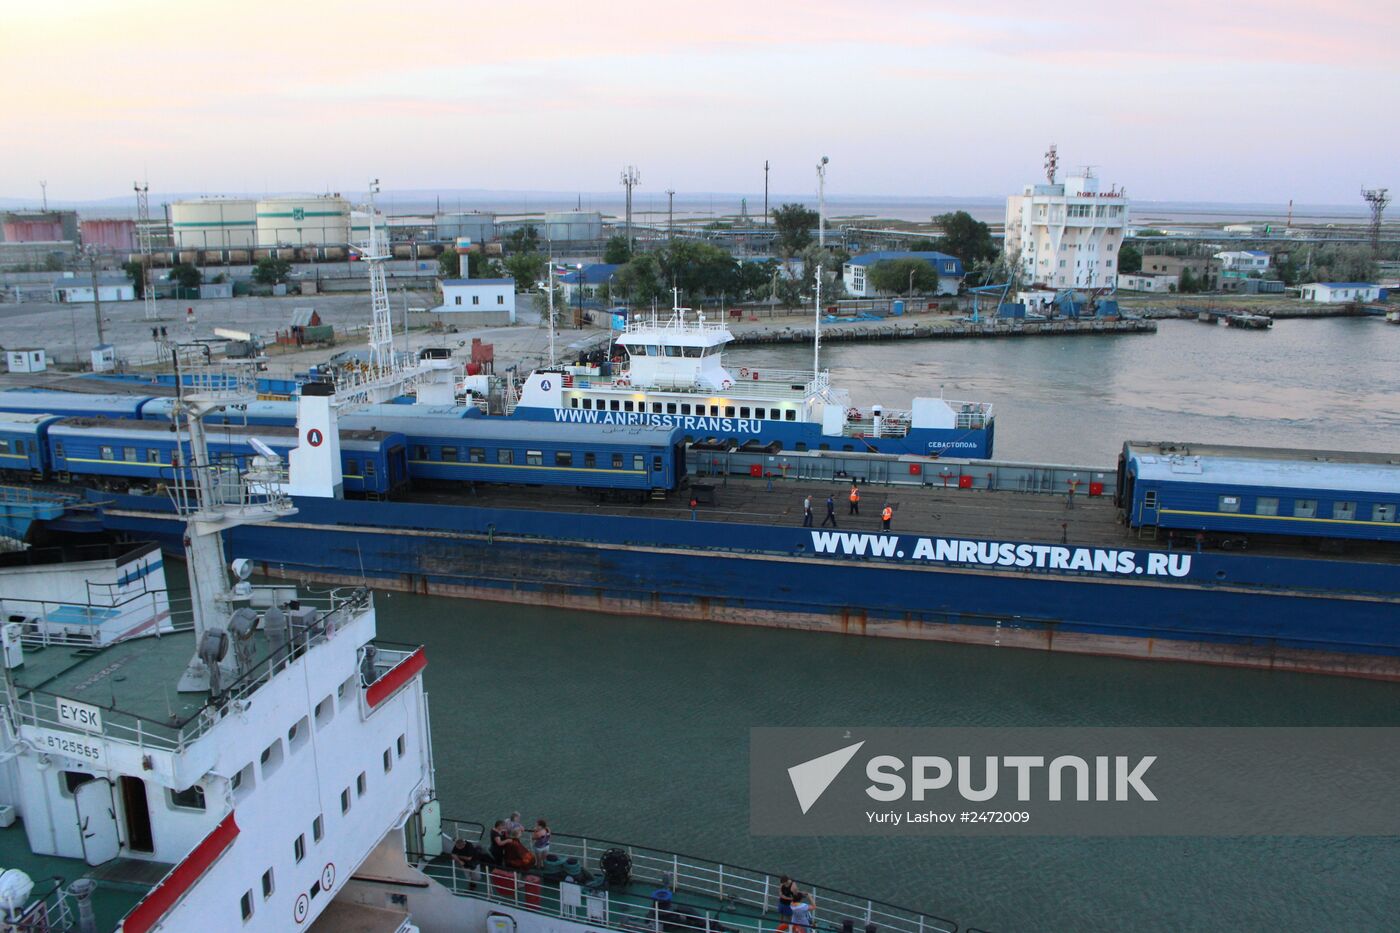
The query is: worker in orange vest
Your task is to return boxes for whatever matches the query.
[848,483,860,515]
[881,504,893,530]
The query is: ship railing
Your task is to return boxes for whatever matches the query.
[584,370,827,402]
[425,818,957,933]
[3,587,372,753]
[6,877,78,931]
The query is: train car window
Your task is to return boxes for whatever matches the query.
[123,447,137,462]
[633,455,644,471]
[54,442,64,458]
[666,403,677,414]
[364,461,375,477]
[680,404,692,415]
[1375,504,1397,522]
[555,451,573,467]
[415,445,429,460]
[583,398,593,410]
[148,449,161,464]
[724,406,735,417]
[345,459,359,474]
[652,403,663,414]
[442,447,458,462]
[1334,501,1356,520]
[468,448,485,463]
[584,452,596,468]
[1143,490,1158,509]
[652,456,662,472]
[612,454,623,469]
[1218,495,1240,513]
[785,409,797,421]
[740,407,751,418]
[609,400,620,412]
[100,446,115,461]
[1254,497,1279,516]
[1293,499,1316,518]
[624,401,635,412]
[498,449,514,465]
[527,451,543,466]
[0,440,8,453]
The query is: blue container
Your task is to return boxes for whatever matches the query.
[892,300,905,316]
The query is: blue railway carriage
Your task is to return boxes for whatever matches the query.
[350,414,686,499]
[45,418,408,498]
[0,390,155,420]
[1119,441,1400,546]
[0,413,61,479]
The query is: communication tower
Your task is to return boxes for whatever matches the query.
[1044,144,1058,185]
[1361,187,1389,253]
[621,166,641,249]
[134,181,158,321]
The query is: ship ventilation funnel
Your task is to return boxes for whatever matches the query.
[68,878,97,933]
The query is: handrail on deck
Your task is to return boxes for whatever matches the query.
[430,818,958,933]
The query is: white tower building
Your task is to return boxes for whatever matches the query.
[1005,164,1129,289]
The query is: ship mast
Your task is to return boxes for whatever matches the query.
[169,355,296,694]
[813,263,822,381]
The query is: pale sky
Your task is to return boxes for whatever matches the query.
[4,0,1395,204]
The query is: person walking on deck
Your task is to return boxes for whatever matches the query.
[822,495,838,527]
[881,504,893,530]
[848,483,860,515]
[802,495,813,527]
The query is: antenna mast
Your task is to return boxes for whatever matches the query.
[621,166,641,250]
[1044,144,1059,185]
[134,181,157,322]
[1362,187,1390,254]
[363,179,395,373]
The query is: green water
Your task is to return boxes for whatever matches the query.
[388,593,1399,932]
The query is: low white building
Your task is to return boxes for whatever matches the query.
[1214,250,1270,272]
[6,348,46,373]
[1299,282,1380,303]
[433,277,516,325]
[1117,271,1180,293]
[842,251,964,297]
[52,275,135,303]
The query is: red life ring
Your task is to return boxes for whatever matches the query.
[847,407,862,420]
[616,377,630,387]
[739,367,750,378]
[721,379,733,390]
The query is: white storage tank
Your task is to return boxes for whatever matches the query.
[435,211,496,243]
[170,197,257,249]
[256,195,351,246]
[543,211,603,243]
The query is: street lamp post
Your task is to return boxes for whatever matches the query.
[909,268,915,298]
[816,156,829,250]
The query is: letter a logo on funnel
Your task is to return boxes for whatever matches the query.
[788,741,864,814]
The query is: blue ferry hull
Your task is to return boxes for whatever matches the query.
[95,493,1400,681]
[509,405,996,459]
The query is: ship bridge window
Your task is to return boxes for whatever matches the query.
[681,404,692,415]
[648,346,661,356]
[1293,499,1317,518]
[682,346,702,358]
[1375,504,1397,522]
[1334,501,1356,520]
[785,410,797,421]
[740,407,751,418]
[651,402,663,414]
[1255,497,1279,516]
[570,398,579,408]
[665,346,682,357]
[609,400,620,411]
[666,403,677,414]
[624,401,635,412]
[724,406,735,417]
[1218,495,1240,513]
[709,405,720,416]
[169,785,207,811]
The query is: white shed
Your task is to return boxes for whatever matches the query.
[1299,282,1380,303]
[6,348,47,373]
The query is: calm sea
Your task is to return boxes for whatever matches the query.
[382,317,1398,932]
